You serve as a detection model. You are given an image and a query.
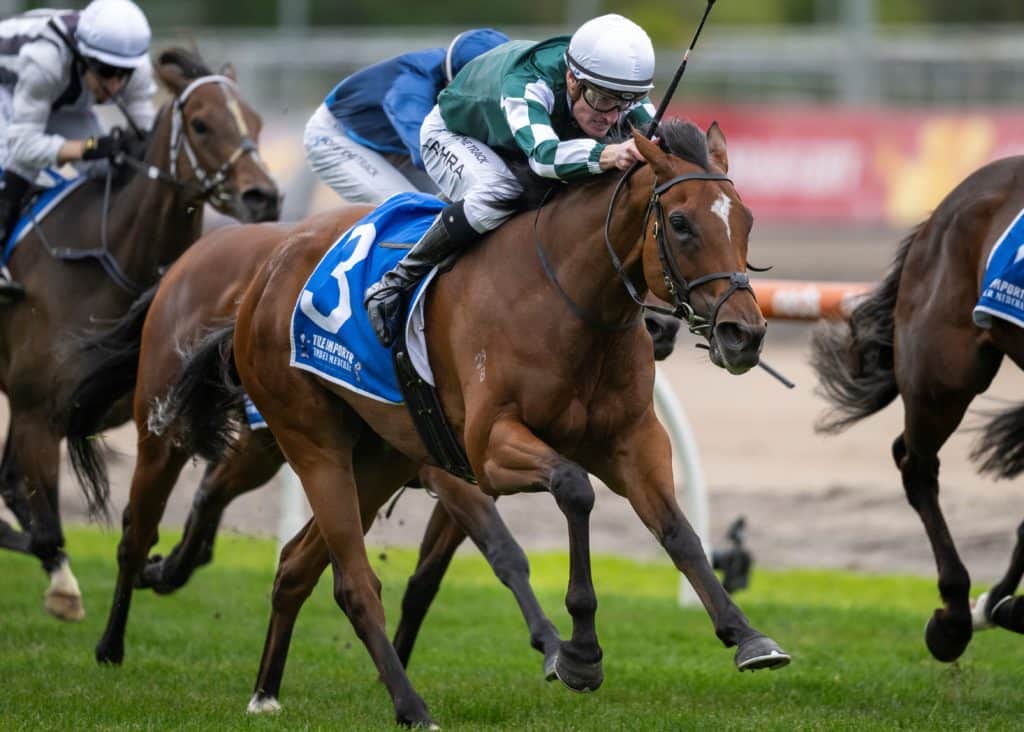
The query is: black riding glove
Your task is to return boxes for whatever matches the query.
[81,129,129,161]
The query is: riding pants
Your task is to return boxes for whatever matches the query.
[303,103,437,205]
[419,105,523,234]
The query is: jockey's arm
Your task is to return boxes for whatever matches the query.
[7,43,71,172]
[382,65,440,169]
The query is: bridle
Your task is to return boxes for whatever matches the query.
[600,164,755,337]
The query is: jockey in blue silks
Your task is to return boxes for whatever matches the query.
[303,28,509,205]
[0,0,155,304]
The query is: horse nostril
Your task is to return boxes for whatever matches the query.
[241,188,280,222]
[715,321,765,354]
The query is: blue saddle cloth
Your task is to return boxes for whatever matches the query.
[2,169,85,265]
[290,192,445,404]
[974,208,1024,329]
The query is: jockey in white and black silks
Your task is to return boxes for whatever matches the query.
[364,13,658,347]
[0,0,156,303]
[303,27,509,205]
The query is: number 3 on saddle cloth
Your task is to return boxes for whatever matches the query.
[974,207,1024,330]
[0,168,86,260]
[282,192,475,481]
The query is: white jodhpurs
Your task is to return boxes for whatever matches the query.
[303,103,436,205]
[419,105,523,234]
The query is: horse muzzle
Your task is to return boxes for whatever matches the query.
[709,319,766,374]
[239,186,282,223]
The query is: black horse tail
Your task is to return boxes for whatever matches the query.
[810,229,918,434]
[65,283,159,519]
[971,404,1024,479]
[152,322,243,463]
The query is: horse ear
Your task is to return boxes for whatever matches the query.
[707,121,729,174]
[155,57,191,96]
[219,62,238,81]
[632,128,672,176]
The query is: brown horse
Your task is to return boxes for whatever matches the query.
[812,154,1024,663]
[162,120,790,726]
[0,47,278,622]
[70,210,563,675]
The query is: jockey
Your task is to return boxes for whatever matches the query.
[0,0,156,303]
[364,14,657,346]
[304,28,509,205]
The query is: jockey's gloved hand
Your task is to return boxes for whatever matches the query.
[81,128,131,161]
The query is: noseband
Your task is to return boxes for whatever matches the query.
[603,167,755,337]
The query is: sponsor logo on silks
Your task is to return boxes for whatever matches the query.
[423,137,465,179]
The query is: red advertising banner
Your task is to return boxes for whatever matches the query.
[672,104,1024,225]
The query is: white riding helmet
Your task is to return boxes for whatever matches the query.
[565,14,655,97]
[75,0,151,69]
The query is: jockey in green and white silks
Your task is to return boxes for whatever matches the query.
[364,13,657,347]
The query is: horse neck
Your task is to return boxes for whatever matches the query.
[539,170,650,327]
[99,103,203,286]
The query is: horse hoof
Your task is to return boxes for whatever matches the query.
[95,640,124,666]
[925,611,971,662]
[246,694,281,714]
[971,592,995,631]
[543,651,558,682]
[44,589,85,622]
[736,635,791,671]
[553,642,603,692]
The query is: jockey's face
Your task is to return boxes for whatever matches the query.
[82,63,132,103]
[566,71,623,139]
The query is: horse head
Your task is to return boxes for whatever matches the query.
[153,49,280,223]
[633,120,765,374]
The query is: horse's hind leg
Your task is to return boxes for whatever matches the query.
[972,520,1024,633]
[10,411,82,621]
[893,320,999,661]
[248,517,329,714]
[0,421,32,531]
[141,427,283,593]
[96,434,189,664]
[396,466,560,680]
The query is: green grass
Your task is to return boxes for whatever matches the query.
[1,526,1021,730]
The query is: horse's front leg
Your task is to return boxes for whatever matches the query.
[479,417,602,692]
[599,411,789,671]
[11,411,83,621]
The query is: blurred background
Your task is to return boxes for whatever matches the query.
[6,0,1024,577]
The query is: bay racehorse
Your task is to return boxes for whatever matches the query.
[160,119,789,726]
[64,206,678,677]
[812,154,1024,662]
[0,47,278,622]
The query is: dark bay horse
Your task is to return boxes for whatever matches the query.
[0,47,278,622]
[161,120,789,726]
[812,154,1024,663]
[69,210,563,676]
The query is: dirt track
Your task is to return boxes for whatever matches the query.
[25,223,1024,582]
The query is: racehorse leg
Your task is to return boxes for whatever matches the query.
[973,519,1024,633]
[477,417,603,692]
[893,330,992,662]
[11,412,82,621]
[248,517,329,714]
[0,516,32,554]
[597,411,789,671]
[140,427,283,594]
[393,466,561,680]
[0,421,32,531]
[96,436,190,664]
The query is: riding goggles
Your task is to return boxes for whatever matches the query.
[88,59,134,81]
[580,82,641,114]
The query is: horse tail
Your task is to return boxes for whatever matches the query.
[65,283,159,519]
[971,404,1024,479]
[810,228,918,434]
[153,322,242,462]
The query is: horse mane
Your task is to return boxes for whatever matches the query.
[498,117,710,213]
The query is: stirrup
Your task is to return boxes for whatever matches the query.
[0,266,25,305]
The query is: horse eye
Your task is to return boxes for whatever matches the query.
[669,212,694,238]
[190,118,208,135]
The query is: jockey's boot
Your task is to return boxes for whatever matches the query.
[0,171,30,305]
[364,201,476,347]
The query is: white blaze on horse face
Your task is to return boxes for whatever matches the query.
[711,193,732,242]
[475,349,487,383]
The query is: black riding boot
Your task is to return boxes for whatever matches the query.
[364,201,476,347]
[0,171,31,304]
